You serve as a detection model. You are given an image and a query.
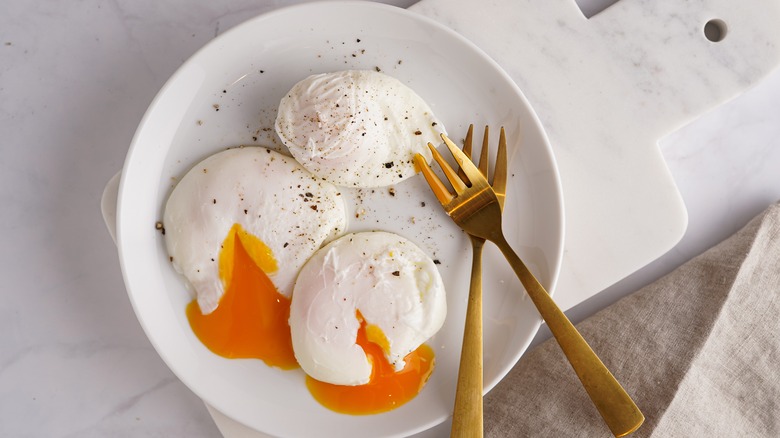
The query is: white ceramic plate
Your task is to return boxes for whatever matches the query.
[116,2,564,437]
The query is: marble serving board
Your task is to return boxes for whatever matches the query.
[410,0,780,311]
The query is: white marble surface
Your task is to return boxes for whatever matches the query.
[1,0,779,437]
[412,0,780,312]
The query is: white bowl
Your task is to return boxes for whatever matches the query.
[115,2,564,437]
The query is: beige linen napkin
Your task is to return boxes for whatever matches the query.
[484,202,780,437]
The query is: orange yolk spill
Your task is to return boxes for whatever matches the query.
[305,312,435,415]
[186,224,298,369]
[184,224,434,411]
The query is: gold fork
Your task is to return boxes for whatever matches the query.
[441,125,506,438]
[414,130,644,437]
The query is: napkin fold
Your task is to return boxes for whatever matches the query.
[484,202,780,437]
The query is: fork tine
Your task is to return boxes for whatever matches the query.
[427,142,468,194]
[440,134,486,187]
[457,125,475,183]
[492,127,508,209]
[477,125,489,179]
[413,153,454,205]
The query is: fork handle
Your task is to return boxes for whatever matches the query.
[491,233,644,437]
[451,236,485,438]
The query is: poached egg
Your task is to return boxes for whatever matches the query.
[275,70,445,188]
[163,146,347,315]
[289,231,446,386]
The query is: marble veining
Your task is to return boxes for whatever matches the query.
[411,0,780,310]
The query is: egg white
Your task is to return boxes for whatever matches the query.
[289,231,447,386]
[163,147,347,314]
[275,70,446,188]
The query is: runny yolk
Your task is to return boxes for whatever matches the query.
[186,223,298,369]
[185,224,434,411]
[305,312,435,415]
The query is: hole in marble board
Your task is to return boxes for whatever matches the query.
[704,19,728,42]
